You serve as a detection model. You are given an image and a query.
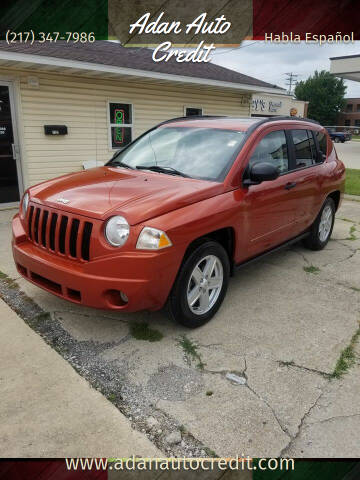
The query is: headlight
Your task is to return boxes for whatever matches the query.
[105,216,130,247]
[22,192,29,216]
[136,227,172,250]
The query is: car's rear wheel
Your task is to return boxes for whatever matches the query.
[303,197,335,251]
[167,240,230,328]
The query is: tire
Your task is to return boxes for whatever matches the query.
[303,198,335,251]
[167,240,230,328]
[334,137,340,143]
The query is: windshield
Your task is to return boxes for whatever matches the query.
[107,126,246,181]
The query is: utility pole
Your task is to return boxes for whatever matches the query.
[285,72,299,95]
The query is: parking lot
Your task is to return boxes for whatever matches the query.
[335,140,360,169]
[1,196,359,458]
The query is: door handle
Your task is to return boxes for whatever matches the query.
[285,181,297,190]
[11,143,19,160]
[11,143,16,159]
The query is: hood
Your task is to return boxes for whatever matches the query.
[29,167,224,225]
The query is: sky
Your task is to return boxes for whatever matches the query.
[211,41,360,97]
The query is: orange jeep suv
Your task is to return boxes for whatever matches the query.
[12,116,345,327]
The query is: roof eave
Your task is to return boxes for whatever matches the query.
[0,50,286,95]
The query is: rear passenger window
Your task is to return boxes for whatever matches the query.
[316,131,328,160]
[291,130,315,168]
[249,130,289,174]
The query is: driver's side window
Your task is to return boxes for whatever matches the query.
[249,130,289,174]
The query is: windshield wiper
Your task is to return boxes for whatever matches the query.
[136,165,189,177]
[109,159,134,169]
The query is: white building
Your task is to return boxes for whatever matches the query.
[0,41,286,207]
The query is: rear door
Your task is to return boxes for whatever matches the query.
[242,128,299,258]
[287,128,322,231]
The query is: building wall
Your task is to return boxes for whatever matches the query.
[338,98,360,128]
[251,93,307,117]
[7,69,251,189]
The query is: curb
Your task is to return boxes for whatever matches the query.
[344,194,360,202]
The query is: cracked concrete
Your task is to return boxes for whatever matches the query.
[1,199,360,457]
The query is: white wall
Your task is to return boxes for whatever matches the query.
[9,70,251,187]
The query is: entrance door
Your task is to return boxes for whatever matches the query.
[0,84,20,203]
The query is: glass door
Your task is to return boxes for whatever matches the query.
[0,84,20,203]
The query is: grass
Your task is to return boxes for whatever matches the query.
[179,424,187,434]
[34,312,51,322]
[350,286,360,292]
[177,334,205,370]
[331,324,360,378]
[0,270,18,289]
[346,225,357,241]
[345,169,360,196]
[129,322,163,342]
[206,390,213,396]
[303,265,320,274]
[278,360,296,367]
[204,447,217,457]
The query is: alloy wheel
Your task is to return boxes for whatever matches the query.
[186,254,223,315]
[318,205,333,242]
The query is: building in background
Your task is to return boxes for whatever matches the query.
[337,98,360,130]
[251,93,308,118]
[0,41,286,206]
[330,54,360,132]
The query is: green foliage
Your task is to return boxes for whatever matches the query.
[177,334,205,370]
[346,225,357,241]
[129,322,163,342]
[303,265,320,274]
[331,325,360,378]
[345,169,360,196]
[295,70,346,125]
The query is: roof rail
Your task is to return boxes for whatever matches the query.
[155,114,320,136]
[245,115,321,135]
[266,115,320,125]
[157,115,226,127]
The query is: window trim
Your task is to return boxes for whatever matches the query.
[312,130,327,164]
[243,127,326,184]
[107,100,134,151]
[287,129,317,171]
[184,105,203,117]
[243,128,291,181]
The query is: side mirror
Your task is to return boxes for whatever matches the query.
[243,162,279,186]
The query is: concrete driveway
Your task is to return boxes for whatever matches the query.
[0,199,359,458]
[335,140,360,169]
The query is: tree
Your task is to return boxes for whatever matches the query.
[295,70,346,125]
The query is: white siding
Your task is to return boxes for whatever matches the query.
[13,70,251,187]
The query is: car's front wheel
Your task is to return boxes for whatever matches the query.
[303,197,335,250]
[334,137,340,143]
[168,240,230,328]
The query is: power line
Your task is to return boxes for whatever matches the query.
[285,72,299,95]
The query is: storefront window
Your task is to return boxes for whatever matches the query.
[108,102,133,149]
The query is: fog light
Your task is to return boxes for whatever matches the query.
[104,289,128,307]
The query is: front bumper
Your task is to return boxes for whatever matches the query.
[12,214,181,312]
